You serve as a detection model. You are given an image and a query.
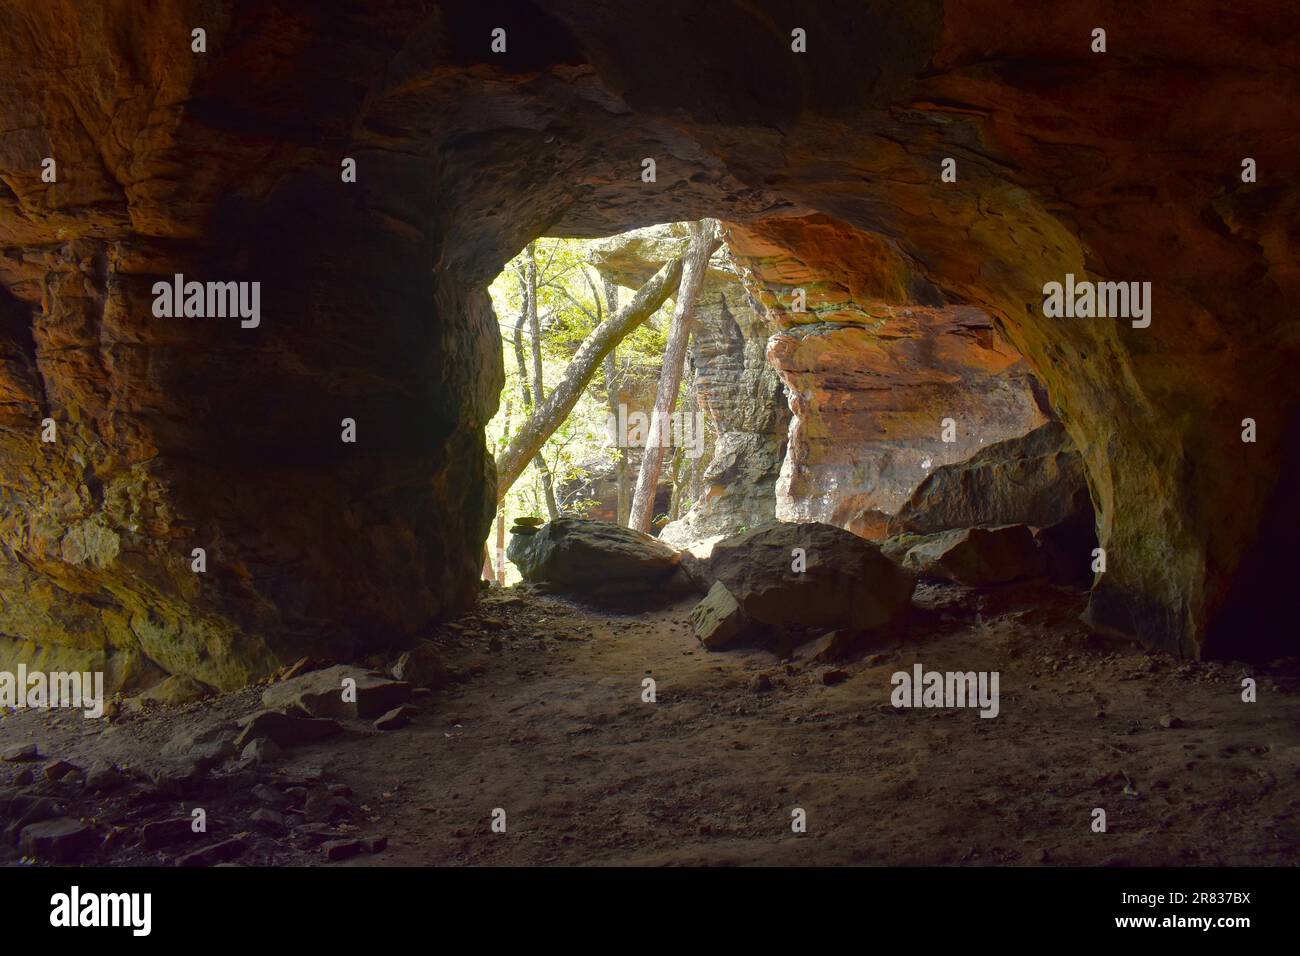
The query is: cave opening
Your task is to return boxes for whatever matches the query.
[481,216,1103,653]
[2,0,1296,876]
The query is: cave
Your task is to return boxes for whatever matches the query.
[1,0,1298,883]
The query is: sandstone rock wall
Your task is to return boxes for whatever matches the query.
[727,215,1048,538]
[589,225,789,550]
[1,0,1294,671]
[0,2,503,688]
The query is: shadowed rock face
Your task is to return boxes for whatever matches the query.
[889,422,1090,537]
[589,224,789,550]
[1,1,1296,679]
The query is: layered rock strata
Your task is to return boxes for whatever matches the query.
[0,1,1293,674]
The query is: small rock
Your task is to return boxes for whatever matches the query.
[304,789,353,824]
[285,765,325,784]
[234,710,343,750]
[250,808,286,833]
[361,835,388,854]
[11,768,34,786]
[161,725,237,769]
[3,794,62,835]
[19,817,96,862]
[691,580,751,650]
[176,837,247,867]
[43,759,81,782]
[140,818,196,850]
[135,674,214,707]
[99,826,130,853]
[1159,714,1185,729]
[141,759,206,797]
[261,665,411,719]
[85,760,124,792]
[821,668,850,686]
[750,673,773,693]
[276,657,315,682]
[252,783,294,810]
[295,825,344,846]
[322,839,363,861]
[240,737,282,765]
[374,705,419,731]
[801,628,872,663]
[2,744,39,763]
[390,644,447,690]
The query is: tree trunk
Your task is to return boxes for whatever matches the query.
[495,252,685,504]
[512,267,559,521]
[524,245,560,520]
[599,279,628,525]
[627,219,721,533]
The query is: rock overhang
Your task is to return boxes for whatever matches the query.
[0,0,1294,682]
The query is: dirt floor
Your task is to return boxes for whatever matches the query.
[4,581,1299,866]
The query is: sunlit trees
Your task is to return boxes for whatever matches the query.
[483,226,714,582]
[627,219,721,532]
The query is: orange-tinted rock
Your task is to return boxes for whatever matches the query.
[0,1,1294,671]
[731,214,1048,534]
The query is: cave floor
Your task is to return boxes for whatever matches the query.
[5,582,1299,867]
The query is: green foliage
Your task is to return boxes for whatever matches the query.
[482,236,677,582]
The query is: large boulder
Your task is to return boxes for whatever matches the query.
[698,522,915,638]
[888,422,1094,537]
[900,525,1039,587]
[506,518,697,607]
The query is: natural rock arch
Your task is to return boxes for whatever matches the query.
[0,1,1295,687]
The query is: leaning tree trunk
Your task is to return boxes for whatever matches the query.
[495,252,685,504]
[627,219,721,534]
